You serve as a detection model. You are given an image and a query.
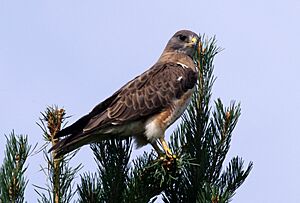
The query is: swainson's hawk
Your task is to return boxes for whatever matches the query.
[51,30,199,158]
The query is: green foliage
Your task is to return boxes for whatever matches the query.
[34,106,81,203]
[0,131,32,203]
[33,152,81,203]
[78,172,102,203]
[77,138,132,203]
[125,152,165,202]
[79,139,183,203]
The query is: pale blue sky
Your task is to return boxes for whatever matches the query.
[1,0,300,202]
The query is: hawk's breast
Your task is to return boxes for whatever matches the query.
[144,87,195,142]
[164,87,194,127]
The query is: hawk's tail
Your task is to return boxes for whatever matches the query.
[49,132,105,158]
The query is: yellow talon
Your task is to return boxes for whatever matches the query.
[159,137,173,158]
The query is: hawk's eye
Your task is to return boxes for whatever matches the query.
[178,34,187,41]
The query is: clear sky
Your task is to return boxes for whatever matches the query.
[1,0,300,202]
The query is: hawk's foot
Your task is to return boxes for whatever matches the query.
[159,137,173,159]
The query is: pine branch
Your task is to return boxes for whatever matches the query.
[124,152,184,203]
[35,106,81,203]
[80,138,185,202]
[206,100,241,183]
[218,157,253,200]
[0,131,32,203]
[77,172,102,203]
[83,138,132,203]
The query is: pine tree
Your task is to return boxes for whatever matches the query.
[77,35,253,202]
[34,107,81,203]
[0,131,32,203]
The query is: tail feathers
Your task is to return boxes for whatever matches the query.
[54,92,120,139]
[50,132,99,158]
[54,114,91,138]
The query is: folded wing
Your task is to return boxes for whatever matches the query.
[51,62,197,157]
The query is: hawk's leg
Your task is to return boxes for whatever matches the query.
[151,142,164,156]
[159,137,173,158]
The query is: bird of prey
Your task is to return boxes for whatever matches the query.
[50,30,199,158]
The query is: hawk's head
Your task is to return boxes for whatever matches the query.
[164,30,199,58]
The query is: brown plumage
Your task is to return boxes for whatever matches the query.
[50,30,199,158]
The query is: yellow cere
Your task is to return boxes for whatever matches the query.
[191,37,197,43]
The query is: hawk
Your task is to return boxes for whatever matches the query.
[51,30,199,158]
